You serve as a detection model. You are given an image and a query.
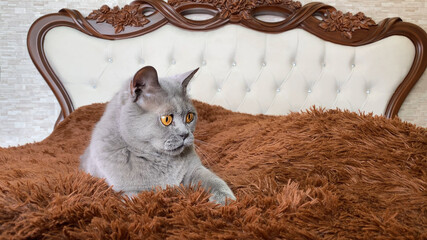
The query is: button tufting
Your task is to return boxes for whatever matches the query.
[49,25,412,117]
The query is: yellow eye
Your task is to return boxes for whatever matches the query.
[186,112,194,123]
[160,115,173,126]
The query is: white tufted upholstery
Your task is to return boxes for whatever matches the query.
[43,24,415,116]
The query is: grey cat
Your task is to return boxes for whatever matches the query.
[80,66,235,205]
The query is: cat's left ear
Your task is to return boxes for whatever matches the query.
[181,68,199,90]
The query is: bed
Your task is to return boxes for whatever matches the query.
[1,0,426,238]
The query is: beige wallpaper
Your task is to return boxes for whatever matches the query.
[0,0,426,147]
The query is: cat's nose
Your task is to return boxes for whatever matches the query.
[180,132,189,140]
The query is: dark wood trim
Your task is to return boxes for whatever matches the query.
[27,12,81,118]
[27,0,427,124]
[55,110,65,128]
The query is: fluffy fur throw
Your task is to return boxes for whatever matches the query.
[1,101,426,239]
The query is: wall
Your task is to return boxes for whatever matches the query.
[0,0,426,147]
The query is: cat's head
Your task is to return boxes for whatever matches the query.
[119,66,199,156]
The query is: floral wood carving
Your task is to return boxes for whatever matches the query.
[85,0,377,37]
[168,0,302,21]
[87,4,149,33]
[319,10,376,39]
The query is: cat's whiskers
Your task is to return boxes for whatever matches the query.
[194,144,214,167]
[194,138,220,150]
[194,139,222,160]
[194,131,215,138]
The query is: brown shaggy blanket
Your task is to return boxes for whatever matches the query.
[0,101,426,239]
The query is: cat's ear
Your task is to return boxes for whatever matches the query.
[181,68,199,90]
[130,66,162,102]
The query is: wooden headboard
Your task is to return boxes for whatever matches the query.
[27,0,427,125]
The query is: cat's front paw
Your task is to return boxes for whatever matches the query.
[209,190,236,205]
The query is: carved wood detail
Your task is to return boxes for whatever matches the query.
[169,0,302,22]
[87,4,150,33]
[319,10,376,39]
[84,0,376,38]
[27,0,427,124]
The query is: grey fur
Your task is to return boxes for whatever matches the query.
[80,67,235,205]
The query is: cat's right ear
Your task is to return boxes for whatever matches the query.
[130,66,162,102]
